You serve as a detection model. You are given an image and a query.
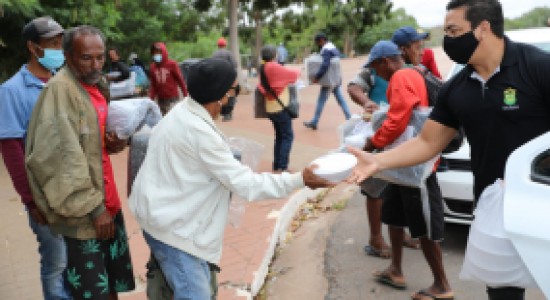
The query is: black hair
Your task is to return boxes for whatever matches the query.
[446,0,504,38]
[62,25,105,54]
[261,45,277,62]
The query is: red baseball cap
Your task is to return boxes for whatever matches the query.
[217,37,227,47]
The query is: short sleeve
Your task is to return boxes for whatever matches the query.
[429,83,461,130]
[348,69,372,94]
[0,86,27,139]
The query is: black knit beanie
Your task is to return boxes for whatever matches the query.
[187,58,237,104]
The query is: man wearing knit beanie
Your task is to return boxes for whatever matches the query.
[129,57,333,299]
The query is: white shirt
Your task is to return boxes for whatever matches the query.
[129,98,304,263]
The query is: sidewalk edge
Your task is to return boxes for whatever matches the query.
[249,187,324,296]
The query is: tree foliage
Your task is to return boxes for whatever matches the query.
[504,7,550,30]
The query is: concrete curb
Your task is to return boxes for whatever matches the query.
[241,187,324,298]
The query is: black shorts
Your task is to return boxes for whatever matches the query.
[64,212,135,299]
[381,173,444,241]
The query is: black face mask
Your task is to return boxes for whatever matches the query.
[443,31,479,64]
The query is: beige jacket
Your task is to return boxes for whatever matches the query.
[25,66,110,239]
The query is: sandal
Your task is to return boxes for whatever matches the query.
[411,289,454,300]
[404,237,420,249]
[364,245,391,259]
[372,270,407,290]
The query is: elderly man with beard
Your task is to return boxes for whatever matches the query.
[25,25,135,300]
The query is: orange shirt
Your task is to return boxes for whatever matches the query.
[371,68,428,148]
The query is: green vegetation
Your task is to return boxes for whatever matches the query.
[0,1,548,81]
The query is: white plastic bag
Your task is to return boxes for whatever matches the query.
[227,197,247,228]
[460,179,537,288]
[305,54,342,88]
[227,137,265,171]
[369,107,438,187]
[106,98,162,139]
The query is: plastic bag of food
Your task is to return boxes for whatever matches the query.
[370,107,438,187]
[107,98,162,139]
[460,180,537,288]
[305,54,342,88]
[227,137,265,171]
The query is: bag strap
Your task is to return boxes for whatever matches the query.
[259,64,291,114]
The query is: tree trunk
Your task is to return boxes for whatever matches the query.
[228,0,241,75]
[253,10,262,68]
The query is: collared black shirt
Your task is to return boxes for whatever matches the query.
[430,37,550,200]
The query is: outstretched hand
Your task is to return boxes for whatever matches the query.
[302,165,336,189]
[345,146,380,184]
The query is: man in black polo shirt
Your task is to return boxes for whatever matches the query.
[345,0,550,299]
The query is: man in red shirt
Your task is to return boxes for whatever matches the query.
[364,41,453,300]
[149,42,188,115]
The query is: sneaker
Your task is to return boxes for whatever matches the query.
[303,121,317,130]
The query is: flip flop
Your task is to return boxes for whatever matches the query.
[363,245,391,259]
[372,270,407,290]
[404,238,420,249]
[411,289,455,300]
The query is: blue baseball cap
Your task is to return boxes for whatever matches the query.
[365,40,401,66]
[391,26,429,46]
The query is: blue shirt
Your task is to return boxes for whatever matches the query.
[0,65,45,139]
[370,72,388,105]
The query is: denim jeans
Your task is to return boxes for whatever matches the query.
[28,213,71,300]
[309,85,351,126]
[268,110,294,171]
[143,231,212,300]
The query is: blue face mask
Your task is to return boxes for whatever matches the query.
[36,47,65,72]
[153,54,162,63]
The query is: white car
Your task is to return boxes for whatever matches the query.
[504,131,550,297]
[436,27,550,224]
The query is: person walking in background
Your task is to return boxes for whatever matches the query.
[0,16,70,300]
[304,33,351,130]
[277,42,289,65]
[258,45,300,172]
[106,47,130,82]
[25,25,135,300]
[360,40,453,299]
[129,58,333,299]
[149,42,188,115]
[212,37,239,121]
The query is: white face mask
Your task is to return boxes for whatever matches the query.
[153,54,162,63]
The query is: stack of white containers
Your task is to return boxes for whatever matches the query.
[460,179,537,288]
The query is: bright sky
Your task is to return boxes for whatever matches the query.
[391,0,550,28]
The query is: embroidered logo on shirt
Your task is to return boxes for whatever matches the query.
[503,87,519,110]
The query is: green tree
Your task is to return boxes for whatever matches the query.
[505,7,550,30]
[356,8,419,54]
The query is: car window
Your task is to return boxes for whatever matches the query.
[533,42,550,52]
[531,150,550,184]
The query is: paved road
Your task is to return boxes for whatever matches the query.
[323,191,545,300]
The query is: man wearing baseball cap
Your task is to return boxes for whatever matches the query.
[392,26,429,67]
[0,16,70,299]
[363,40,453,299]
[212,37,239,121]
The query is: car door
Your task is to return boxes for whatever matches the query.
[504,131,550,297]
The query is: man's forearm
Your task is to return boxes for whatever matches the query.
[347,84,368,107]
[0,139,35,208]
[374,120,457,171]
